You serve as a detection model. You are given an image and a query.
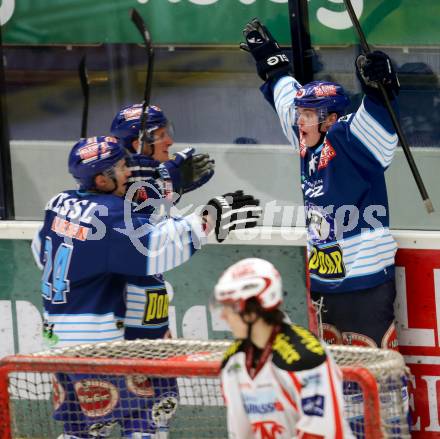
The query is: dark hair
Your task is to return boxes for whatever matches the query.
[243,297,285,326]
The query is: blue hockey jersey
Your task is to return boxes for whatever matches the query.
[264,76,398,293]
[31,190,206,348]
[124,157,176,340]
[123,274,171,340]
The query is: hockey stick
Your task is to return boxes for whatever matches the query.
[130,8,155,153]
[78,55,89,138]
[343,0,434,213]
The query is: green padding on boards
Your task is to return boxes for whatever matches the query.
[165,244,308,339]
[0,240,307,349]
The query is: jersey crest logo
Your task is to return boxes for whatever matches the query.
[318,139,336,170]
[252,421,285,439]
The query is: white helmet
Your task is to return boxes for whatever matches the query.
[214,258,283,312]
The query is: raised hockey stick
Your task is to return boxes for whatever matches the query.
[130,8,155,153]
[78,55,89,138]
[343,0,434,213]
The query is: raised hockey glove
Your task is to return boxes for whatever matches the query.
[203,190,262,243]
[157,147,215,195]
[356,50,400,101]
[240,17,291,82]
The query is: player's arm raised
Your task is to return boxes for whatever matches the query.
[350,51,399,168]
[241,18,300,150]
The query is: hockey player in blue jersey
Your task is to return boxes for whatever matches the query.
[110,103,215,340]
[32,135,261,438]
[110,104,216,438]
[241,18,400,350]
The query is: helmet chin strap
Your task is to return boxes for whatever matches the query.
[240,312,258,344]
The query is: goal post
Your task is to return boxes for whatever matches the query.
[0,340,409,439]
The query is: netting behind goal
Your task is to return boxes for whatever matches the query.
[0,340,409,439]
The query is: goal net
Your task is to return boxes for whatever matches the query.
[0,339,409,439]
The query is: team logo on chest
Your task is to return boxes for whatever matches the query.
[318,139,336,170]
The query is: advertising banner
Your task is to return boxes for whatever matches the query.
[396,249,440,437]
[1,0,440,46]
[2,235,440,436]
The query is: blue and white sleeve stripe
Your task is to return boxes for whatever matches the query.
[273,76,302,150]
[350,99,398,168]
[341,228,397,278]
[146,213,206,275]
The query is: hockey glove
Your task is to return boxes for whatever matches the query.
[356,50,400,101]
[203,190,262,243]
[157,147,215,195]
[240,17,291,82]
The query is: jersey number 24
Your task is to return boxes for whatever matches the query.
[41,237,73,304]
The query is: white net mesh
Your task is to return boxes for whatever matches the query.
[0,340,410,439]
[36,339,230,361]
[329,346,410,439]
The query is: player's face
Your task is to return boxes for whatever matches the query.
[110,158,131,197]
[150,127,174,162]
[297,108,321,147]
[220,305,248,339]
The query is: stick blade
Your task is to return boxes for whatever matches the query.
[424,198,435,214]
[130,8,151,46]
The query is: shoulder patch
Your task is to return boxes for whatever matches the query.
[221,340,244,370]
[272,324,327,371]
